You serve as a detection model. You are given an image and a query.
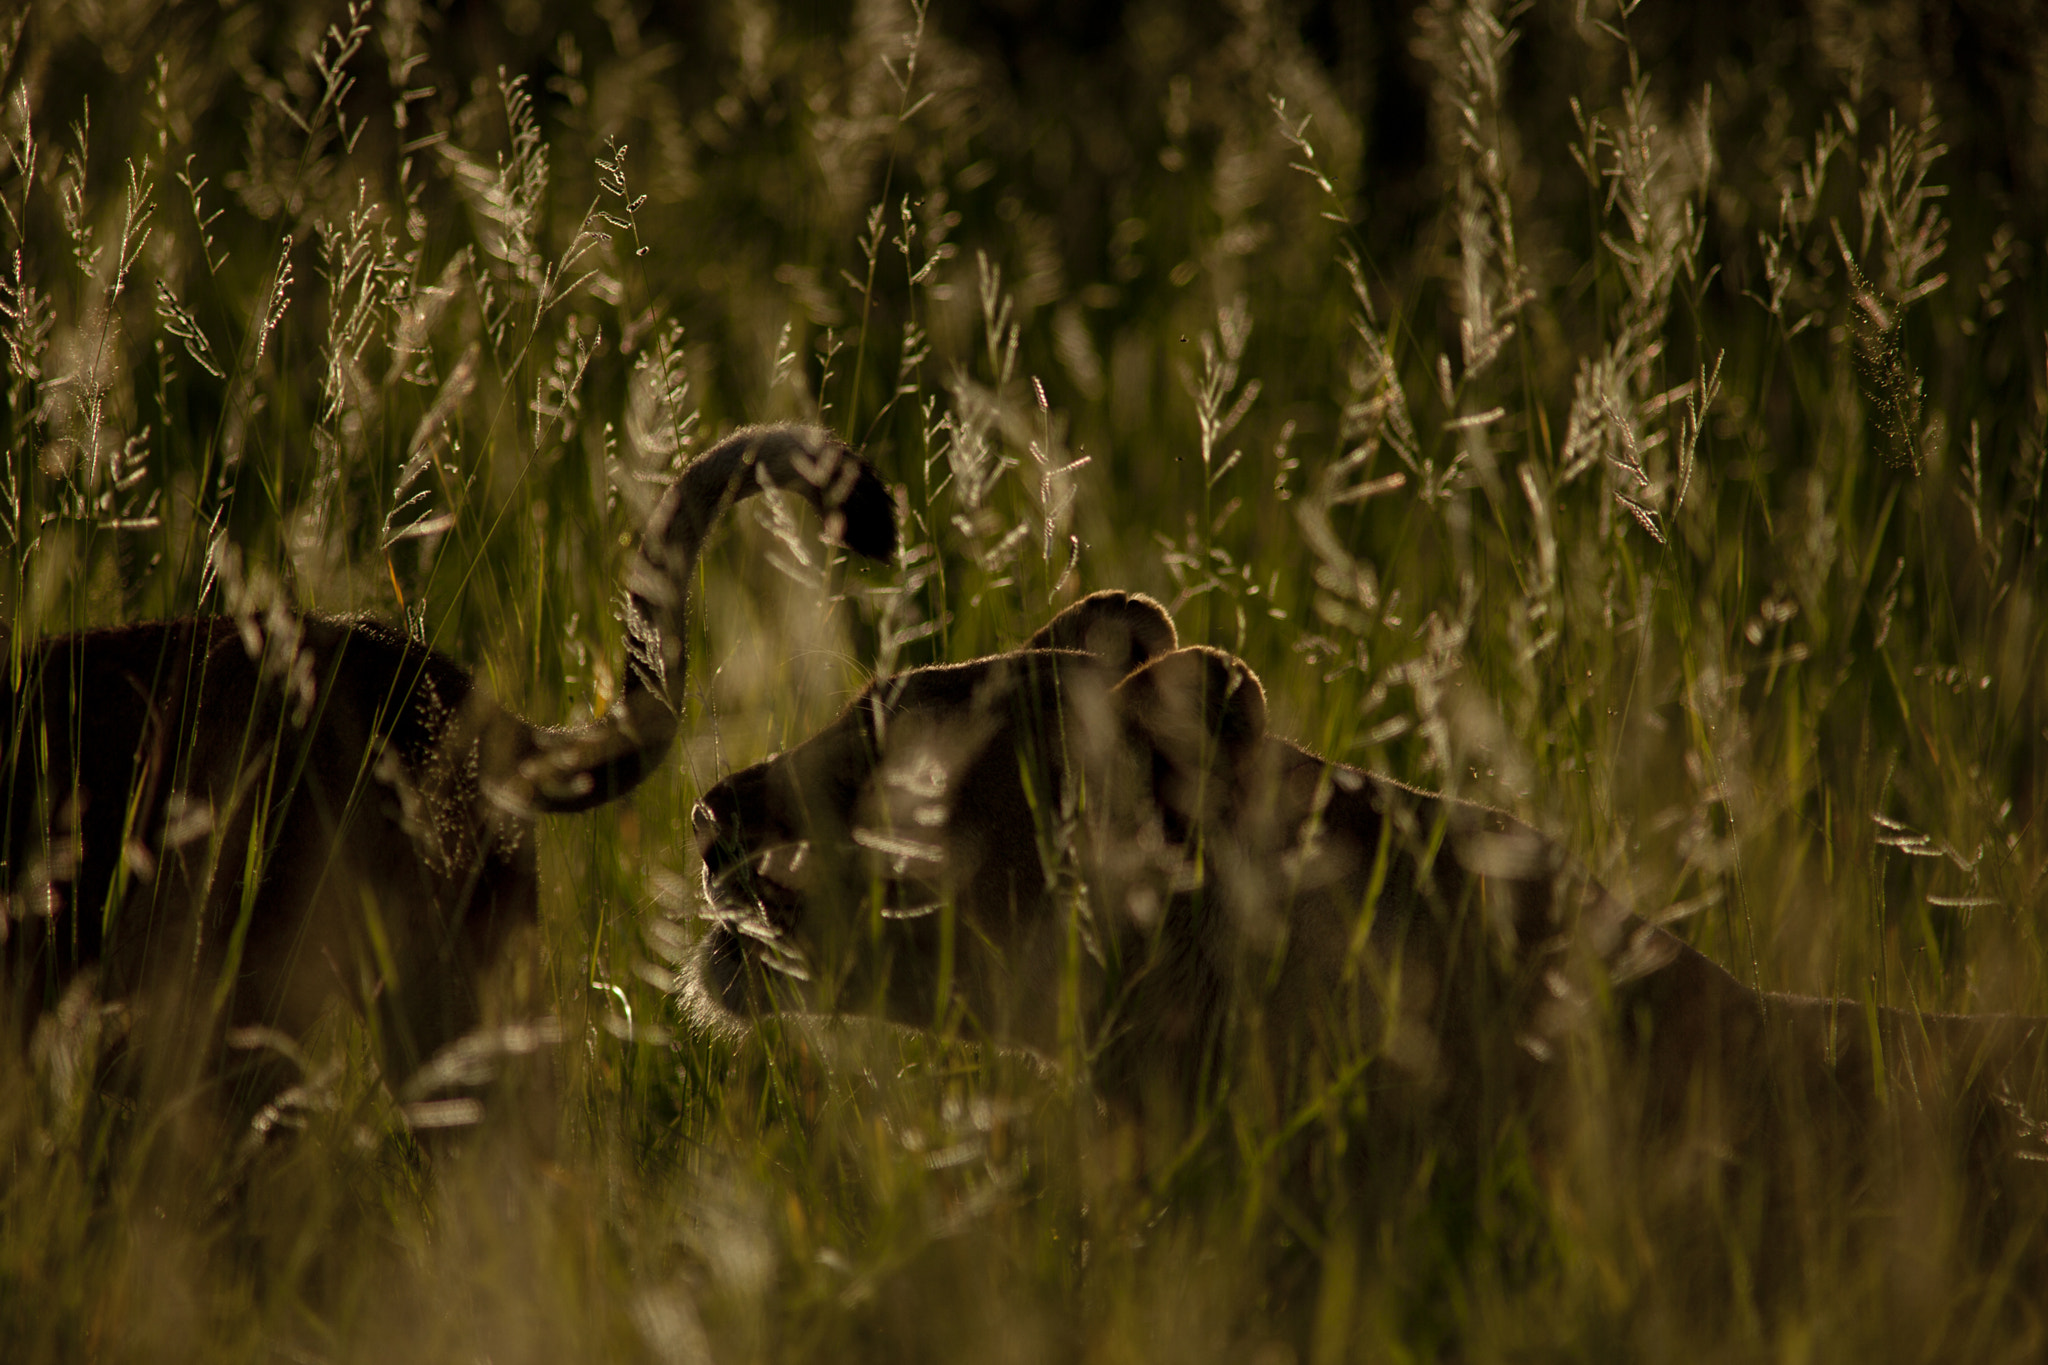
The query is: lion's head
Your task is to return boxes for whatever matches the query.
[688,591,1673,1111]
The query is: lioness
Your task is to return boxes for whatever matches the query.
[690,590,2046,1181]
[2,425,893,1131]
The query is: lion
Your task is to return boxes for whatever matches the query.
[689,589,2048,1195]
[1,424,893,1137]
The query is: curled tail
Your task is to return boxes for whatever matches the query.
[518,425,895,812]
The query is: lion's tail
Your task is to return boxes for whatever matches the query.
[516,424,895,813]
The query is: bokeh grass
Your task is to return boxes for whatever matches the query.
[4,0,2048,1358]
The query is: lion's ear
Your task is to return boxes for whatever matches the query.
[1026,591,1177,679]
[1112,646,1267,769]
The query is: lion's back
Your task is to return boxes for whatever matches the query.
[1,615,492,1033]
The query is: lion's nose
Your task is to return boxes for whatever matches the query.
[694,775,747,852]
[694,801,749,883]
[693,792,742,880]
[694,772,767,880]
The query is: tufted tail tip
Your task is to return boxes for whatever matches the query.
[834,458,898,563]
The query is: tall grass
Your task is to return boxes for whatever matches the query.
[3,0,2046,1358]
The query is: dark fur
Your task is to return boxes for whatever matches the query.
[2,424,894,1127]
[690,591,2047,1181]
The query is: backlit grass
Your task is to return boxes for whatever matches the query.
[3,0,2046,1359]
